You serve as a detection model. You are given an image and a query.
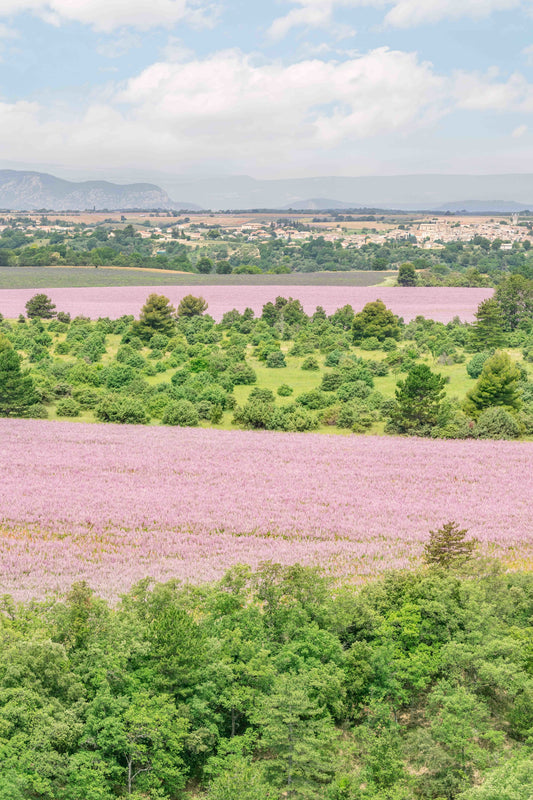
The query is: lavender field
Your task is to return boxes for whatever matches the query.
[1,419,531,600]
[0,285,493,322]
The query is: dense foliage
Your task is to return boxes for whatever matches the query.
[1,282,533,438]
[0,561,531,800]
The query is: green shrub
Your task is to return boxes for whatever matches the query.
[266,350,286,368]
[277,384,293,397]
[249,387,275,403]
[466,351,492,379]
[25,403,48,419]
[320,372,343,392]
[359,336,381,351]
[301,356,320,371]
[162,399,199,426]
[296,389,330,409]
[54,340,71,355]
[476,406,521,439]
[96,396,149,424]
[56,397,81,417]
[105,364,136,389]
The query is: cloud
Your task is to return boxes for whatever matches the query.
[268,0,528,38]
[0,0,216,32]
[512,124,528,137]
[453,69,533,112]
[1,48,533,176]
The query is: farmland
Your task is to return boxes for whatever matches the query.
[0,284,492,322]
[1,419,531,600]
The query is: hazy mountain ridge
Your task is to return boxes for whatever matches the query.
[0,170,201,211]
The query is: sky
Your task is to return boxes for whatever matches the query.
[0,0,532,182]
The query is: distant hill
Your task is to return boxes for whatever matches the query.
[0,170,201,211]
[156,173,533,211]
[282,198,362,210]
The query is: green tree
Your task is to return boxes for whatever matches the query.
[177,294,208,318]
[423,521,478,569]
[463,350,522,418]
[253,673,336,799]
[134,293,176,340]
[388,363,446,434]
[352,300,401,343]
[471,298,506,351]
[0,346,38,417]
[197,256,213,274]
[494,274,533,330]
[25,293,56,319]
[397,262,417,286]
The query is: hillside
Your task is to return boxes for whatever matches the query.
[0,170,201,211]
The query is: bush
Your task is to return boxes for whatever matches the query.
[25,403,48,419]
[55,340,71,355]
[162,399,199,426]
[105,364,136,389]
[359,336,381,351]
[296,389,330,409]
[367,359,389,377]
[266,350,286,368]
[277,384,293,397]
[271,404,319,432]
[249,387,275,403]
[228,362,257,385]
[466,351,492,379]
[320,372,343,392]
[301,356,320,371]
[95,397,149,425]
[336,380,372,402]
[475,406,522,439]
[72,387,101,408]
[56,397,81,417]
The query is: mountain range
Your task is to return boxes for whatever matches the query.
[0,170,200,211]
[1,169,533,212]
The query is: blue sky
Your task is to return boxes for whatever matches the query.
[0,0,532,182]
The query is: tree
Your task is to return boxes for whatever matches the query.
[471,298,506,351]
[25,293,56,319]
[197,256,213,274]
[494,274,533,330]
[352,300,401,343]
[216,260,232,274]
[252,673,336,798]
[397,262,417,286]
[133,293,176,341]
[423,521,477,569]
[463,350,522,418]
[388,363,446,434]
[177,294,208,318]
[0,345,38,417]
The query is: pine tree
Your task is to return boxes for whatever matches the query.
[133,294,176,340]
[389,363,447,434]
[424,521,478,569]
[0,345,38,416]
[463,350,522,418]
[471,298,506,351]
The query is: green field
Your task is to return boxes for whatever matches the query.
[0,266,395,290]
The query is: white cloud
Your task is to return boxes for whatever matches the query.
[453,69,533,111]
[0,0,216,32]
[1,49,533,176]
[384,0,523,28]
[512,124,528,137]
[268,0,529,38]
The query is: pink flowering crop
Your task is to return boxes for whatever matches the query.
[1,419,531,601]
[0,286,493,322]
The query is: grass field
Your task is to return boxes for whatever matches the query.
[0,266,395,290]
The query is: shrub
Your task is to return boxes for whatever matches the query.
[320,372,343,392]
[228,362,257,385]
[25,403,48,419]
[266,350,286,368]
[301,356,320,371]
[359,336,381,351]
[210,403,223,423]
[475,406,522,439]
[277,384,293,397]
[55,341,71,355]
[466,351,492,379]
[296,389,330,410]
[96,397,149,424]
[105,364,136,389]
[336,380,372,402]
[162,399,199,426]
[56,311,71,324]
[72,387,101,408]
[271,404,319,432]
[149,333,169,352]
[249,387,275,403]
[56,397,81,417]
[324,349,342,367]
